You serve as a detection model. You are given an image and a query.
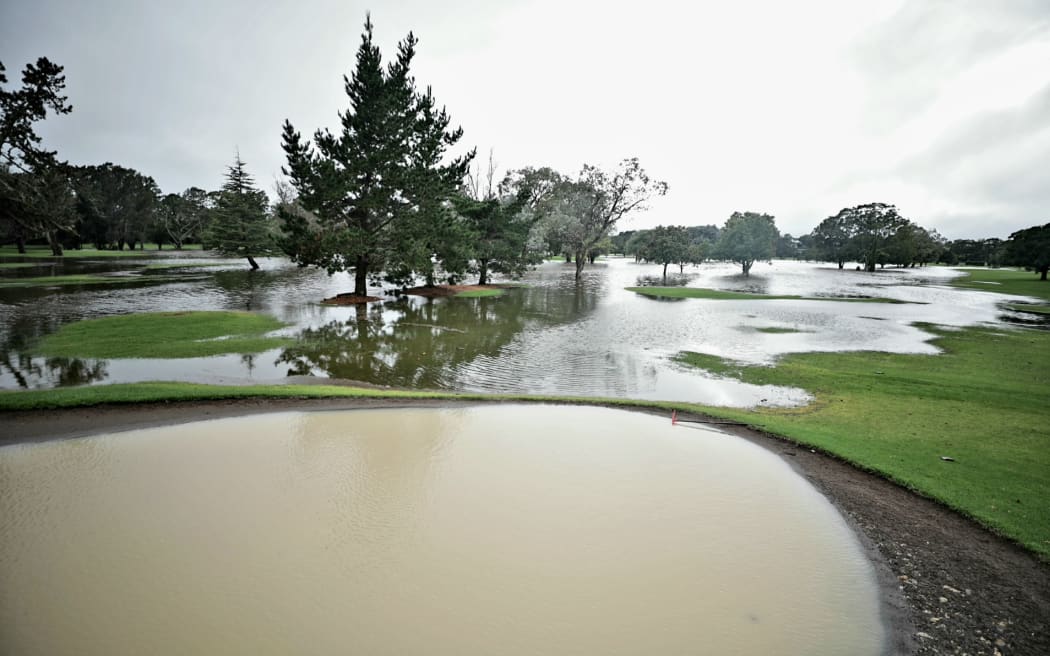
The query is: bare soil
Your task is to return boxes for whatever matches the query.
[2,398,1048,655]
[319,292,384,305]
[401,283,512,298]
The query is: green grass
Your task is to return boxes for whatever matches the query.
[32,311,292,359]
[0,244,204,258]
[142,262,223,271]
[676,324,1050,558]
[0,274,151,288]
[456,288,506,298]
[627,286,912,303]
[0,262,38,269]
[951,268,1050,301]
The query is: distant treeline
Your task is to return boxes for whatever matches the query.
[3,31,1047,283]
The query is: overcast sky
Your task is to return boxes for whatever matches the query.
[2,0,1048,239]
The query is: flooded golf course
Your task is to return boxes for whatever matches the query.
[0,405,885,655]
[0,255,1036,406]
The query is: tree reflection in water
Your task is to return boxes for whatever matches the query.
[278,293,531,388]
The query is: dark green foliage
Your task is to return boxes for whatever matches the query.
[205,156,273,269]
[0,57,74,253]
[636,225,689,279]
[810,211,857,268]
[73,163,160,250]
[1006,222,1050,280]
[714,211,779,276]
[279,16,474,295]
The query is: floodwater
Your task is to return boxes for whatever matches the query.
[0,254,1037,405]
[0,405,884,655]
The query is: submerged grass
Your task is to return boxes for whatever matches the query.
[456,288,506,298]
[0,262,37,269]
[676,324,1050,558]
[0,274,138,288]
[627,286,911,303]
[32,311,292,359]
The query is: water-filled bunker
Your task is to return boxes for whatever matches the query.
[0,405,884,654]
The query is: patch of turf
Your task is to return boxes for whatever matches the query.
[627,286,911,303]
[142,262,224,271]
[0,262,37,269]
[456,288,506,298]
[32,311,292,359]
[676,324,1050,558]
[951,268,1050,301]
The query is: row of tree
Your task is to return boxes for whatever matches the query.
[1,56,278,266]
[3,17,1046,286]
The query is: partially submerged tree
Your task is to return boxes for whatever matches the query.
[279,16,473,296]
[1006,222,1050,281]
[564,158,668,280]
[844,202,908,272]
[809,211,856,269]
[206,155,273,269]
[715,211,778,276]
[637,225,689,281]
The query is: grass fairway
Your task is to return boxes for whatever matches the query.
[627,286,911,303]
[951,268,1050,302]
[33,311,292,359]
[677,324,1050,558]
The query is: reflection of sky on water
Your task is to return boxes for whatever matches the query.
[0,256,1039,406]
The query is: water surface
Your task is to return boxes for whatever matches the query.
[0,405,884,655]
[0,255,1035,405]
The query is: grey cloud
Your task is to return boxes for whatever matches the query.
[851,0,1050,133]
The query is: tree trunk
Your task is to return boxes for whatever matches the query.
[354,257,368,296]
[247,255,259,270]
[742,260,753,276]
[564,253,571,263]
[574,250,586,281]
[478,260,489,286]
[662,262,669,282]
[46,231,64,256]
[1041,267,1048,281]
[837,260,844,269]
[425,269,436,288]
[15,234,26,254]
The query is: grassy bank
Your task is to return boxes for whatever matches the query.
[0,244,203,258]
[627,286,911,303]
[677,324,1050,558]
[33,311,292,358]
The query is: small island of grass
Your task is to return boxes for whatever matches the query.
[33,311,292,359]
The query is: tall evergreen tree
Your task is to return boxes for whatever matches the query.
[279,16,474,296]
[206,155,272,269]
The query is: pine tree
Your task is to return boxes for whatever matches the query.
[207,155,272,270]
[279,15,473,296]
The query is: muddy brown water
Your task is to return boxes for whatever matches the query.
[0,405,884,655]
